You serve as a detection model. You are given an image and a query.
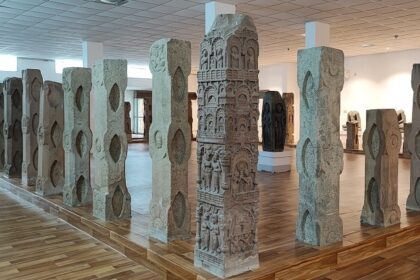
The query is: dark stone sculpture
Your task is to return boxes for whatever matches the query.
[262,91,286,152]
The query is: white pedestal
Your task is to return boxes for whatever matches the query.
[257,150,292,173]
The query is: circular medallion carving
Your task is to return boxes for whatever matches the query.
[33,147,38,171]
[368,124,380,159]
[50,121,62,148]
[109,83,120,112]
[76,175,86,203]
[32,113,39,136]
[47,89,60,108]
[171,129,186,164]
[367,178,379,213]
[76,130,88,157]
[302,138,315,177]
[31,78,41,102]
[112,185,124,217]
[302,71,314,109]
[50,160,63,188]
[109,134,121,163]
[75,85,83,111]
[172,192,186,228]
[173,67,186,102]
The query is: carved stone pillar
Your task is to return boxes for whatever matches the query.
[92,59,131,220]
[261,91,286,152]
[3,77,23,178]
[143,96,152,142]
[124,102,132,142]
[345,122,359,150]
[407,64,420,210]
[36,81,64,196]
[403,122,412,157]
[194,14,260,277]
[283,92,294,145]
[296,47,344,246]
[149,38,192,243]
[0,83,3,170]
[361,109,401,226]
[22,69,43,186]
[62,67,93,207]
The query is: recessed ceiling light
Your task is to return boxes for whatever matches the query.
[361,43,375,48]
[96,0,128,6]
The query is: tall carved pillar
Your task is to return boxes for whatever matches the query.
[124,102,132,142]
[0,83,5,170]
[406,64,420,210]
[194,14,260,277]
[361,109,401,226]
[296,47,344,246]
[283,92,294,145]
[92,59,131,220]
[36,82,64,196]
[3,77,23,178]
[149,38,192,243]
[143,96,152,142]
[261,91,286,152]
[62,68,93,207]
[345,122,359,150]
[22,69,43,186]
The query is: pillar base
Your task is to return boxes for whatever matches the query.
[257,150,292,173]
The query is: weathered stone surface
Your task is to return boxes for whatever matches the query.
[361,109,401,226]
[406,64,420,211]
[124,102,132,142]
[92,59,131,220]
[342,111,361,131]
[36,81,64,196]
[143,96,152,142]
[0,83,5,170]
[22,69,43,186]
[3,77,23,178]
[345,122,359,150]
[62,67,92,207]
[262,91,286,152]
[403,122,412,157]
[149,38,192,243]
[296,47,344,246]
[283,92,294,145]
[194,14,260,278]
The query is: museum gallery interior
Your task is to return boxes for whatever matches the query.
[1,0,420,279]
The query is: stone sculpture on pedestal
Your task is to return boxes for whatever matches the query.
[406,64,420,211]
[124,102,132,142]
[92,59,131,220]
[283,92,294,145]
[149,38,192,243]
[62,68,92,207]
[361,109,401,226]
[194,14,260,278]
[345,121,359,150]
[296,47,344,246]
[0,83,5,170]
[261,91,286,152]
[36,81,64,196]
[3,77,23,178]
[22,69,43,186]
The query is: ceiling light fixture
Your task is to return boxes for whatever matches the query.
[96,0,128,6]
[361,43,375,48]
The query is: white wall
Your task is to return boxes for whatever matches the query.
[0,57,61,82]
[341,48,420,132]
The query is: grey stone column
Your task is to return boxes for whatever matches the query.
[62,67,92,207]
[406,64,420,210]
[22,69,43,186]
[283,92,294,145]
[296,47,344,246]
[92,59,131,221]
[361,109,401,226]
[148,38,192,243]
[346,122,359,150]
[36,81,64,196]
[194,14,260,278]
[124,102,132,142]
[3,77,23,178]
[0,83,5,170]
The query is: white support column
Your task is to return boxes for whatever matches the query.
[305,21,330,48]
[205,1,236,34]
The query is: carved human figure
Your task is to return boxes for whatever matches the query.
[211,153,222,193]
[202,151,213,190]
[201,211,211,251]
[210,213,220,254]
[262,91,286,152]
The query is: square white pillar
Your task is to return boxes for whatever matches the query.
[82,41,103,68]
[205,1,236,34]
[305,21,330,48]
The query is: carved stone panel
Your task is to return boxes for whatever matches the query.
[143,96,152,142]
[346,122,359,150]
[36,81,64,196]
[361,109,401,226]
[262,91,286,152]
[296,47,344,246]
[149,38,192,243]
[194,14,260,278]
[283,92,294,145]
[3,77,23,178]
[0,83,5,170]
[124,102,132,142]
[62,67,93,207]
[92,59,131,220]
[22,69,43,186]
[407,64,420,211]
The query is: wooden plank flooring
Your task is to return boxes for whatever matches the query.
[1,142,420,279]
[0,190,159,280]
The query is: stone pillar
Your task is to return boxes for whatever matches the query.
[296,47,344,246]
[261,91,286,152]
[406,64,420,210]
[283,92,294,145]
[194,14,260,278]
[148,38,192,243]
[22,69,43,186]
[345,122,359,150]
[62,67,92,207]
[403,122,412,157]
[0,83,5,170]
[361,109,401,226]
[92,59,131,220]
[124,102,132,142]
[36,81,64,196]
[3,77,23,178]
[144,96,152,142]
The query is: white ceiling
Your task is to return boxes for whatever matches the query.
[1,0,420,69]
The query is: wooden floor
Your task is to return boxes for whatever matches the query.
[0,190,159,280]
[1,142,420,279]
